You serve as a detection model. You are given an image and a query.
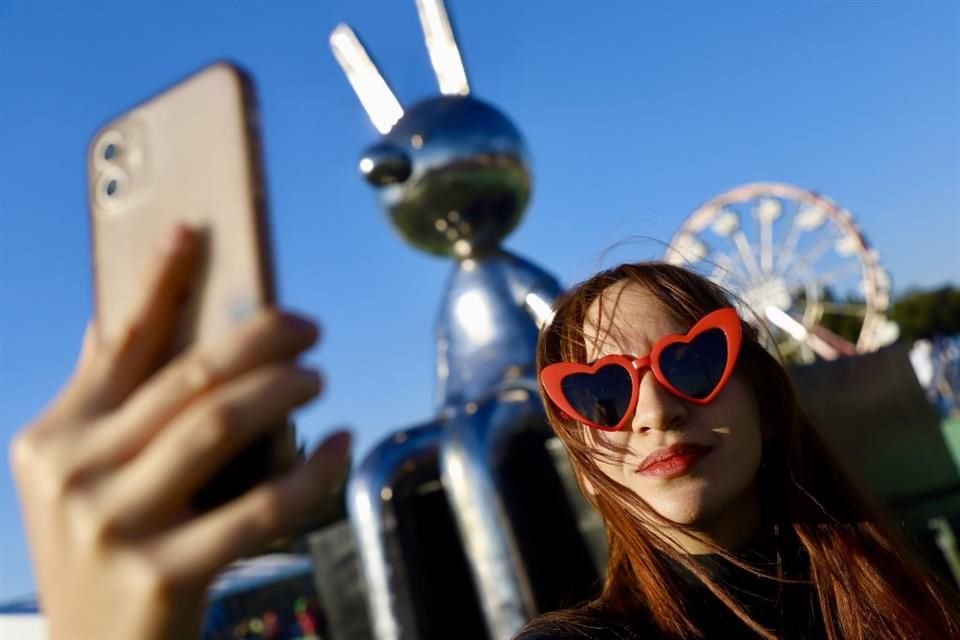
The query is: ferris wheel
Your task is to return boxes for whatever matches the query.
[664,183,896,363]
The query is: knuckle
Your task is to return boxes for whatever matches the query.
[234,310,276,346]
[101,322,138,362]
[9,430,39,476]
[177,351,216,393]
[258,309,285,332]
[9,431,81,498]
[38,469,80,504]
[262,362,296,384]
[199,404,237,450]
[145,569,176,602]
[251,489,286,533]
[93,334,118,362]
[131,555,179,604]
[69,497,119,551]
[51,462,87,500]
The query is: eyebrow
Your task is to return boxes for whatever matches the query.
[585,346,651,366]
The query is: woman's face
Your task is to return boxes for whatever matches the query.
[580,282,764,540]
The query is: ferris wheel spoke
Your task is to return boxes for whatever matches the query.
[754,198,781,275]
[709,251,751,283]
[709,265,732,289]
[732,230,763,280]
[776,219,801,274]
[814,261,862,288]
[708,258,757,315]
[785,232,833,273]
[775,198,811,272]
[783,275,811,299]
[713,271,750,293]
[760,216,774,274]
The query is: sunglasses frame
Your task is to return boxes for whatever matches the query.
[540,307,743,431]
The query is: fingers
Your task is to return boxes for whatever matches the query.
[97,362,323,531]
[153,431,351,582]
[62,226,201,419]
[74,311,319,472]
[27,323,98,437]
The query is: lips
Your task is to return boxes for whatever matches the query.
[637,443,712,475]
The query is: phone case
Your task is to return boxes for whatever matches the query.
[88,62,294,511]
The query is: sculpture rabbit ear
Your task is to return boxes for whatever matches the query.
[415,0,470,96]
[329,24,405,135]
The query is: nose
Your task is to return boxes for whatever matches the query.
[629,370,688,433]
[359,143,412,187]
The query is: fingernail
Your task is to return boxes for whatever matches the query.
[284,313,319,335]
[297,366,322,388]
[326,430,352,457]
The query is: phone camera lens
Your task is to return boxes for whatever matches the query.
[94,130,125,168]
[95,168,129,209]
[103,143,119,162]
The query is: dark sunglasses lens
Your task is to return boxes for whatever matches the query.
[561,364,633,428]
[659,328,728,399]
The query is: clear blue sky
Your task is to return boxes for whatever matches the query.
[1,0,957,600]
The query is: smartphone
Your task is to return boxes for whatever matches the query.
[87,62,295,512]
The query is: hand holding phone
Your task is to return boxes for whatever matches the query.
[11,226,351,640]
[9,64,352,640]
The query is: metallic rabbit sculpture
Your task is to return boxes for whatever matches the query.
[328,3,589,640]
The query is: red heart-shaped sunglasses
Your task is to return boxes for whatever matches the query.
[540,307,743,431]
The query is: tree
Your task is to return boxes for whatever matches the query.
[890,286,960,344]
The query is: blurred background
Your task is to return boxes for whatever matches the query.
[1,0,958,633]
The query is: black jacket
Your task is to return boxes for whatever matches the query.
[515,527,826,639]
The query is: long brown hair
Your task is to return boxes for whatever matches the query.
[534,261,960,639]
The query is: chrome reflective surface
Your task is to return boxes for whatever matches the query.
[359,95,531,258]
[439,389,542,639]
[349,243,565,639]
[435,250,563,409]
[347,421,445,640]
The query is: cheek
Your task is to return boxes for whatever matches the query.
[710,377,763,444]
[582,426,631,481]
[700,377,764,486]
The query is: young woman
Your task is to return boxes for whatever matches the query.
[518,262,960,639]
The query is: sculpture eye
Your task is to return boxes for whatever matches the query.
[359,144,413,186]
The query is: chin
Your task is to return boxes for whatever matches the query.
[649,499,712,526]
[640,479,720,526]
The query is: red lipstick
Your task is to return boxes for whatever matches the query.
[637,443,712,479]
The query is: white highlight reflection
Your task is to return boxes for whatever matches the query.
[765,306,839,360]
[524,292,556,329]
[456,291,494,343]
[416,0,470,95]
[330,25,404,134]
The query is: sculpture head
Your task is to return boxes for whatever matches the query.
[331,1,531,259]
[360,95,529,258]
